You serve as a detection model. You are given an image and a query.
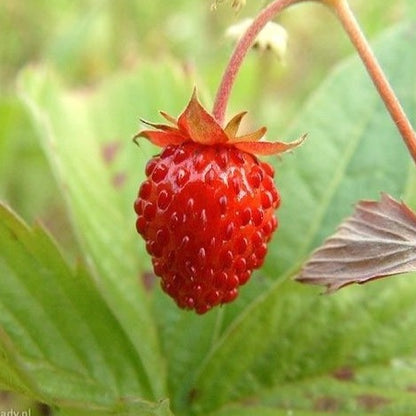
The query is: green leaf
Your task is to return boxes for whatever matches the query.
[190,275,416,414]
[59,398,174,416]
[185,22,416,414]
[210,355,416,416]
[207,354,416,416]
[0,203,172,415]
[18,67,164,400]
[151,294,221,415]
[16,62,196,402]
[209,407,318,416]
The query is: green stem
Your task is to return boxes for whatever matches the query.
[325,0,416,164]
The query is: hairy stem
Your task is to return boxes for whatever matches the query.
[212,0,304,125]
[327,0,416,164]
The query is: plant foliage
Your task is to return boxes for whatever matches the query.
[0,3,415,415]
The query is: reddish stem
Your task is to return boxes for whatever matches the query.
[325,0,416,163]
[212,0,304,125]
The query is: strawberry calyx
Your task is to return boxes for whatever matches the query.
[135,89,305,155]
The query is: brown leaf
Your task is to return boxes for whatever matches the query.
[296,193,416,292]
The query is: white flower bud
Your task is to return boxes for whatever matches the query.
[226,18,288,61]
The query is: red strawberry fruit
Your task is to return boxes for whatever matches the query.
[134,91,304,314]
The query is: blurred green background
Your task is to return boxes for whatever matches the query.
[0,0,414,413]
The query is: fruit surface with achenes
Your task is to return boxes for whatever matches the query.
[133,91,304,313]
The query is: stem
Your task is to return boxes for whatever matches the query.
[327,0,416,164]
[213,0,416,163]
[212,0,304,125]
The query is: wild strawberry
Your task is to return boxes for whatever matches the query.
[134,91,304,314]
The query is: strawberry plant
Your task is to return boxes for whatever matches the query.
[1,0,416,415]
[133,91,304,314]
